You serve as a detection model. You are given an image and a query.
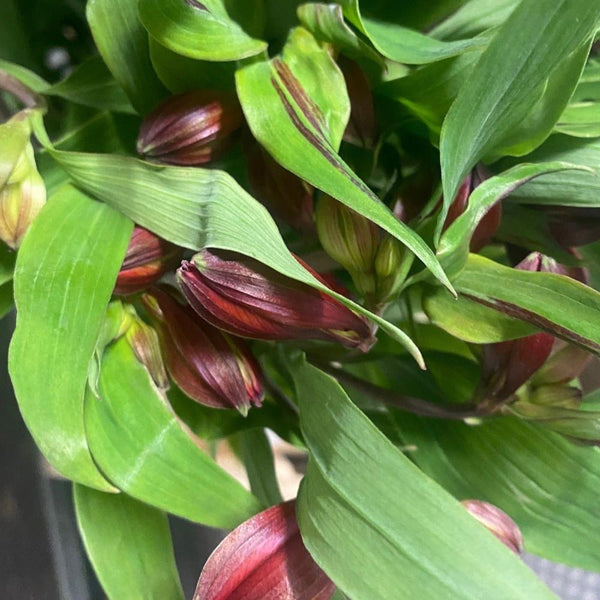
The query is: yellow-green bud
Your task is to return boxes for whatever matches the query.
[374,235,406,303]
[0,141,46,249]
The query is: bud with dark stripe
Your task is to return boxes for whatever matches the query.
[142,286,264,415]
[114,226,179,296]
[177,249,375,351]
[137,91,243,165]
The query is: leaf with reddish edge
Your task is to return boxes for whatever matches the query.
[193,500,335,600]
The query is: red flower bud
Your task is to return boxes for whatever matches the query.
[461,500,523,554]
[141,287,264,415]
[114,226,180,296]
[194,501,335,600]
[245,139,315,233]
[137,91,244,166]
[443,165,501,252]
[177,250,375,351]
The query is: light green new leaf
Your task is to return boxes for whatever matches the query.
[236,41,454,295]
[292,358,556,600]
[238,428,283,507]
[138,0,267,61]
[453,254,600,354]
[393,414,600,571]
[74,485,184,600]
[35,138,424,364]
[437,162,590,275]
[84,337,263,528]
[440,0,600,208]
[9,185,132,490]
[87,0,167,114]
[338,0,485,64]
[47,56,135,114]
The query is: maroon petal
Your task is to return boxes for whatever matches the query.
[194,501,336,600]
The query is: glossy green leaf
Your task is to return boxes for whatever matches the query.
[437,162,589,275]
[149,38,236,93]
[292,358,555,600]
[392,414,600,571]
[297,3,383,66]
[440,0,600,207]
[74,485,184,600]
[422,287,536,343]
[47,56,135,114]
[138,0,267,61]
[84,337,263,528]
[556,102,600,138]
[238,428,283,507]
[87,0,167,114]
[453,253,600,354]
[9,185,132,490]
[32,132,425,365]
[338,0,485,64]
[236,39,454,296]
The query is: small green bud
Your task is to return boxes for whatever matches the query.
[374,235,406,302]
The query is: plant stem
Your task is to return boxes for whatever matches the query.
[313,360,485,420]
[0,70,44,108]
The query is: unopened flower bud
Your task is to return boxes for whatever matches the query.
[123,305,169,391]
[532,341,591,387]
[177,249,375,351]
[114,226,180,296]
[339,56,377,149]
[245,139,315,233]
[461,500,523,554]
[0,142,46,249]
[545,206,600,248]
[142,286,264,415]
[316,194,379,292]
[527,383,582,409]
[374,235,406,303]
[443,164,501,252]
[194,501,335,600]
[137,91,244,165]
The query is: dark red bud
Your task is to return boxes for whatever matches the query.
[114,226,180,296]
[177,250,376,351]
[141,286,264,415]
[461,500,523,554]
[443,165,501,252]
[245,139,315,233]
[194,501,335,600]
[137,91,244,166]
[338,56,377,149]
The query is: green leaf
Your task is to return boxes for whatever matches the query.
[555,102,600,138]
[9,185,132,490]
[297,3,383,67]
[46,56,135,114]
[437,162,590,274]
[235,41,454,296]
[138,0,267,61]
[0,281,14,320]
[148,38,236,93]
[0,59,49,93]
[84,337,263,528]
[292,358,556,600]
[453,253,600,354]
[392,414,600,571]
[238,428,283,507]
[504,135,600,207]
[0,243,16,287]
[422,287,536,343]
[440,0,600,207]
[74,485,184,600]
[338,0,486,64]
[32,132,425,365]
[430,0,519,40]
[87,0,167,114]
